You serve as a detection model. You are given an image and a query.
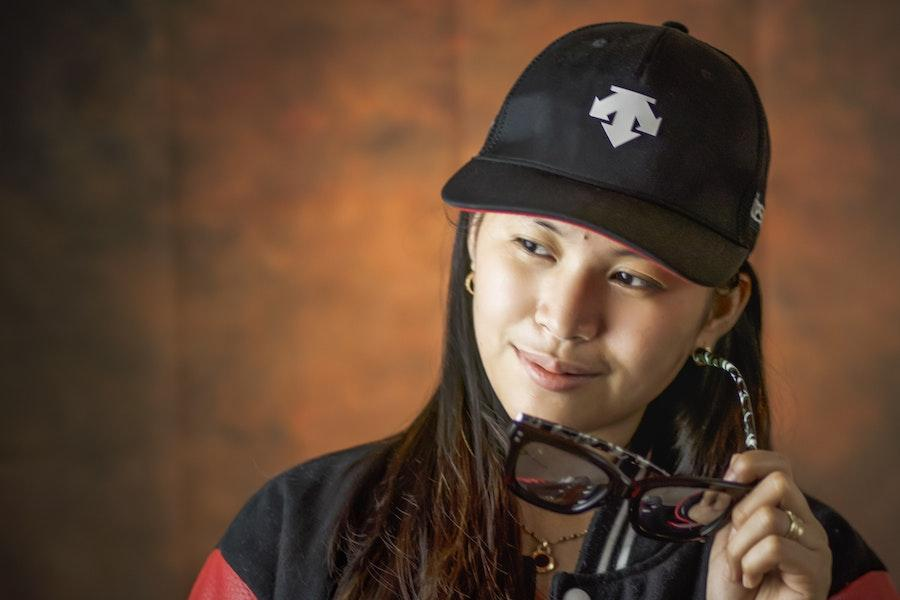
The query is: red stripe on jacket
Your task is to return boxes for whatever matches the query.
[830,571,899,600]
[189,549,257,600]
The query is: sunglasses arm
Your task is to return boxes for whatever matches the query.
[692,349,759,450]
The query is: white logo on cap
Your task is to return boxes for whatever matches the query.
[589,86,662,148]
[750,193,764,225]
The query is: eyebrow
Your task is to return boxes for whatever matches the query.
[533,219,641,258]
[534,219,566,236]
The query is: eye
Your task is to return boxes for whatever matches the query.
[611,270,662,290]
[514,237,553,259]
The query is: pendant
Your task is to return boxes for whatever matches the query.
[531,541,555,573]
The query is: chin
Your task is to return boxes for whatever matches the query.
[503,394,601,430]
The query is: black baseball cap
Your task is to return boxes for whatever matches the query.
[441,21,770,287]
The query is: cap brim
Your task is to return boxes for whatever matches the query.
[441,157,747,286]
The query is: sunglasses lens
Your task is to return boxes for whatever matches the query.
[636,486,736,540]
[515,440,609,510]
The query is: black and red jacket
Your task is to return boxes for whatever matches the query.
[189,443,897,599]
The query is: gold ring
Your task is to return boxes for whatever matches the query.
[784,509,805,542]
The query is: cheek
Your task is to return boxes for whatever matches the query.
[472,257,534,351]
[606,299,706,391]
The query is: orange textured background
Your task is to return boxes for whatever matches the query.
[1,1,898,598]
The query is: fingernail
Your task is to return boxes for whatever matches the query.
[724,455,738,480]
[742,574,757,589]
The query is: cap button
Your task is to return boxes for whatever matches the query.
[662,21,689,34]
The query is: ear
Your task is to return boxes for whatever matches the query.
[467,212,484,267]
[694,272,753,349]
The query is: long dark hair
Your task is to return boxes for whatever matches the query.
[328,210,770,599]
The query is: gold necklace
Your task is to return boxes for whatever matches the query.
[521,524,590,574]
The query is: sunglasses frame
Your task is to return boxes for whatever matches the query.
[626,476,754,542]
[505,423,630,513]
[506,414,754,542]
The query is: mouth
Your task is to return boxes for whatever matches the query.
[513,346,603,392]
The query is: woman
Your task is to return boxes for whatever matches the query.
[189,21,895,600]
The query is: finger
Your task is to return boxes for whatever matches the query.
[729,471,823,547]
[699,490,720,510]
[725,450,793,484]
[712,492,730,512]
[729,469,806,523]
[707,526,753,596]
[726,505,790,580]
[740,534,828,594]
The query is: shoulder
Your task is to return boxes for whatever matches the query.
[806,496,897,599]
[200,441,390,600]
[235,441,387,520]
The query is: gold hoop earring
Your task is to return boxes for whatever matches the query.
[464,272,475,295]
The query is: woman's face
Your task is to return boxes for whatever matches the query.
[468,213,740,445]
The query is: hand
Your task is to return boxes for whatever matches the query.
[688,490,734,525]
[706,451,832,600]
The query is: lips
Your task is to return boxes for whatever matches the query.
[514,347,600,375]
[514,346,604,392]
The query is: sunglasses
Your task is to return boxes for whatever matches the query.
[504,350,759,543]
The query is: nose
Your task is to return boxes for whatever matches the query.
[534,266,605,342]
